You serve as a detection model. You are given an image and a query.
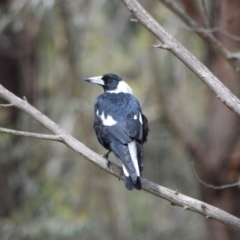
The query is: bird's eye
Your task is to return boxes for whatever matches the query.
[106,78,112,83]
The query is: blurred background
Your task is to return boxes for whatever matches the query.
[0,0,240,239]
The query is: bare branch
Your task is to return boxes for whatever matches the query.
[191,160,240,190]
[0,84,240,231]
[0,127,63,142]
[159,0,240,72]
[219,28,240,42]
[199,0,210,28]
[121,0,240,118]
[0,103,13,108]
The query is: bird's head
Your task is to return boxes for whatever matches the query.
[84,73,132,94]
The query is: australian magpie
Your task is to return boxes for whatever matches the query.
[84,73,149,191]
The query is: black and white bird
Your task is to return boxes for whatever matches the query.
[84,73,149,190]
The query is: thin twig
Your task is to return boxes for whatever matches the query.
[219,28,240,42]
[191,160,240,189]
[200,0,210,28]
[0,104,13,108]
[153,9,240,42]
[159,0,240,72]
[0,127,63,142]
[153,11,240,42]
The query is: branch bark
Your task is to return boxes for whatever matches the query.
[120,0,240,118]
[0,84,240,231]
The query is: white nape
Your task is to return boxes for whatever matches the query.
[107,81,133,94]
[128,141,140,176]
[100,111,117,126]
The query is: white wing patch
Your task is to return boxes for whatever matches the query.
[128,141,140,176]
[107,81,133,94]
[100,111,117,126]
[123,165,129,177]
[139,113,143,125]
[96,109,99,117]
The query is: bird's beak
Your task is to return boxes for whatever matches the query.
[84,76,105,86]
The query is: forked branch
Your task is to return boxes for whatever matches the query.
[159,0,240,72]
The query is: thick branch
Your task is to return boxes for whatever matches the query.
[121,0,240,118]
[0,85,240,231]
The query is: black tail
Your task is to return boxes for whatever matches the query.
[124,176,142,191]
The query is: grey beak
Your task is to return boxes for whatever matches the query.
[84,76,104,86]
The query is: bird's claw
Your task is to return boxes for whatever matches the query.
[102,152,111,168]
[106,159,111,168]
[120,169,124,177]
[102,150,111,160]
[118,172,124,181]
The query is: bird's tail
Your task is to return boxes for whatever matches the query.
[124,176,142,191]
[110,141,141,191]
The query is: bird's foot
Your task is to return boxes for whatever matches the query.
[118,169,124,181]
[102,151,111,168]
[102,150,111,160]
[105,159,111,168]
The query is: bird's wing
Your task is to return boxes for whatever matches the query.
[106,122,132,144]
[126,112,143,141]
[95,94,145,183]
[107,111,148,144]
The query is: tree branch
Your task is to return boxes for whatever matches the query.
[121,0,240,118]
[0,127,63,142]
[159,0,240,72]
[199,0,210,28]
[0,83,240,231]
[191,160,240,190]
[0,103,13,108]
